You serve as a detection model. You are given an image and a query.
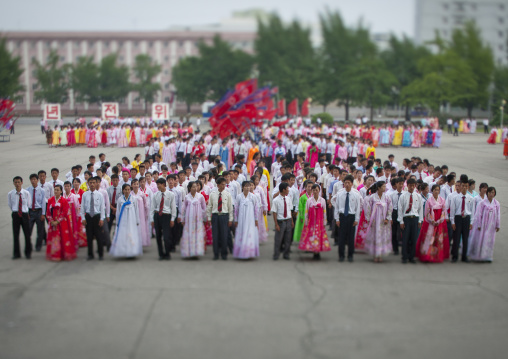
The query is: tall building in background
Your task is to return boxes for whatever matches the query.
[3,16,256,115]
[415,0,508,65]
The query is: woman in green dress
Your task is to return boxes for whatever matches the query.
[293,180,314,243]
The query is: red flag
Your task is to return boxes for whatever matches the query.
[287,99,298,117]
[301,98,310,116]
[277,99,286,117]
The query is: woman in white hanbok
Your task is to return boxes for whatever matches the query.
[180,182,207,258]
[109,184,143,258]
[233,181,260,259]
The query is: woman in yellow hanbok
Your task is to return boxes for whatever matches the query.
[392,126,403,146]
[52,126,60,146]
[79,126,86,145]
[459,120,464,133]
[496,127,503,144]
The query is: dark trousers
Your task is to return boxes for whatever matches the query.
[484,125,489,134]
[154,213,172,258]
[212,214,229,259]
[285,150,292,166]
[326,153,332,164]
[447,124,452,134]
[41,126,46,134]
[293,154,298,165]
[338,214,356,259]
[447,220,453,253]
[108,210,116,235]
[264,156,272,173]
[177,151,184,162]
[347,156,356,165]
[401,216,419,261]
[452,215,470,261]
[274,219,292,259]
[183,154,191,168]
[102,219,111,249]
[170,209,181,251]
[85,214,104,258]
[12,212,31,258]
[29,209,46,250]
[328,205,335,227]
[454,128,458,136]
[391,210,401,254]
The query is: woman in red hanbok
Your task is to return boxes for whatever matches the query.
[129,126,137,147]
[487,129,497,144]
[87,127,98,148]
[196,181,213,247]
[46,185,77,261]
[415,185,449,263]
[306,142,320,169]
[71,179,85,204]
[63,182,87,248]
[298,184,331,259]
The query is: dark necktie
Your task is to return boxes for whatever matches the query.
[461,196,465,216]
[90,192,95,216]
[344,192,350,216]
[32,188,36,210]
[218,192,223,212]
[283,196,287,217]
[159,194,164,216]
[18,193,23,217]
[53,181,56,188]
[406,193,413,214]
[397,192,401,209]
[111,188,117,206]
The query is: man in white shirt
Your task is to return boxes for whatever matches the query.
[198,153,210,172]
[334,175,361,262]
[388,154,398,172]
[8,176,32,259]
[272,182,294,260]
[206,178,234,260]
[449,175,474,262]
[398,178,424,264]
[27,174,47,252]
[80,177,106,260]
[151,178,177,260]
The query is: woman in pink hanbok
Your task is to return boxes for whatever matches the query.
[62,182,87,248]
[162,140,172,164]
[181,182,207,258]
[306,142,320,168]
[298,184,331,260]
[411,127,421,147]
[468,187,501,262]
[364,181,393,262]
[117,125,128,148]
[420,127,428,146]
[87,127,98,148]
[131,179,151,247]
[252,175,268,244]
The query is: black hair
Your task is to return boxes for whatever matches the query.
[241,181,252,189]
[51,168,59,173]
[156,178,166,185]
[54,184,63,192]
[38,170,46,175]
[479,182,488,190]
[343,175,354,184]
[407,178,417,185]
[431,184,440,192]
[216,178,226,185]
[72,178,81,184]
[278,182,289,193]
[487,186,496,196]
[121,183,131,191]
[29,173,38,180]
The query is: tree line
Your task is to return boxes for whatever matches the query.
[0,10,507,121]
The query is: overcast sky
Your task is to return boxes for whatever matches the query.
[1,0,415,37]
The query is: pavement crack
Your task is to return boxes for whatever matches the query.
[128,289,163,359]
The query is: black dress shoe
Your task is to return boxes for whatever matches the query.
[333,243,338,246]
[86,256,94,261]
[348,257,354,263]
[409,259,416,264]
[451,258,458,263]
[213,256,219,260]
[222,257,227,260]
[402,259,408,264]
[159,256,165,261]
[393,251,399,255]
[462,258,470,263]
[339,257,345,262]
[25,255,31,260]
[35,247,41,252]
[313,253,321,260]
[12,256,21,260]
[165,255,171,260]
[283,255,290,260]
[273,256,279,261]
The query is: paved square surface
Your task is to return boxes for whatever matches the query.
[1,123,507,359]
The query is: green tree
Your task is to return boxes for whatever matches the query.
[32,50,70,103]
[345,57,398,122]
[198,35,254,101]
[381,35,431,120]
[98,54,130,103]
[449,21,494,117]
[402,49,477,113]
[71,56,99,104]
[172,57,207,113]
[132,54,162,114]
[256,14,315,102]
[0,38,24,99]
[492,66,508,124]
[319,10,377,121]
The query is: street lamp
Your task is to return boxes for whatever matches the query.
[501,99,506,128]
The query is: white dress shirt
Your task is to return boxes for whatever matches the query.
[334,189,361,222]
[39,182,54,200]
[206,190,234,221]
[151,189,177,216]
[397,191,424,223]
[7,189,31,213]
[389,190,405,211]
[26,186,47,214]
[80,190,106,221]
[449,192,474,224]
[272,195,293,220]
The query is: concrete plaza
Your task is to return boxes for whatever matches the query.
[0,123,507,359]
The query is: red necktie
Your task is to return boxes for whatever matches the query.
[218,192,223,212]
[159,194,164,216]
[283,196,287,218]
[18,193,23,217]
[405,193,413,214]
[461,196,465,216]
[32,188,36,210]
[111,188,116,206]
[53,181,56,188]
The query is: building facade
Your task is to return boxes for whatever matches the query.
[415,0,508,65]
[3,30,255,115]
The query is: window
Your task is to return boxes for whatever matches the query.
[164,55,169,62]
[118,41,123,48]
[31,41,36,48]
[76,56,80,61]
[16,97,23,104]
[60,41,65,48]
[75,41,80,47]
[149,41,153,48]
[32,84,38,90]
[443,3,449,10]
[119,55,124,62]
[164,97,170,102]
[104,41,109,48]
[471,4,476,10]
[443,17,448,24]
[134,41,139,48]
[179,41,183,47]
[499,45,504,51]
[118,98,125,104]
[500,4,505,10]
[31,56,36,62]
[500,31,504,37]
[60,56,65,62]
[164,41,169,47]
[134,97,140,103]
[455,2,464,11]
[500,17,505,24]
[46,41,51,48]
[164,69,169,75]
[164,83,169,90]
[32,70,36,76]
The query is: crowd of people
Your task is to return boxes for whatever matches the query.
[9,121,501,264]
